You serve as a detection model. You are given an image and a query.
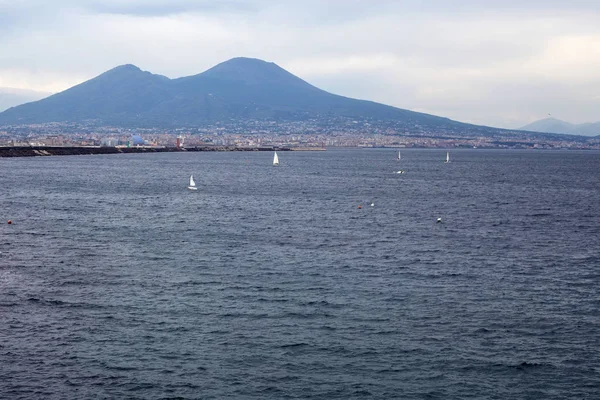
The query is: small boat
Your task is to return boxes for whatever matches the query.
[395,170,405,174]
[273,151,279,166]
[445,152,450,163]
[187,175,197,190]
[396,151,401,161]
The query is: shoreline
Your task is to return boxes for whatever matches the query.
[0,145,326,158]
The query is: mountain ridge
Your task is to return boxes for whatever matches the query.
[0,57,462,130]
[0,58,580,142]
[521,117,600,137]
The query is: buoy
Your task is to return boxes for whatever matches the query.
[7,220,12,225]
[371,203,375,207]
[436,218,442,223]
[358,205,362,209]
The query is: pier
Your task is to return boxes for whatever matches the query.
[0,145,319,158]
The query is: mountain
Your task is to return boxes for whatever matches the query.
[521,118,600,137]
[0,65,172,126]
[0,58,465,129]
[0,87,51,112]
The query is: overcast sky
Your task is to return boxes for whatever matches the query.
[1,0,599,128]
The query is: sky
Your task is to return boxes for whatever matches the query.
[1,0,599,128]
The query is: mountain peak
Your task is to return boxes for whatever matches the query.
[111,64,142,72]
[200,57,306,86]
[209,57,278,71]
[96,64,146,80]
[92,63,169,85]
[521,117,599,136]
[221,57,275,66]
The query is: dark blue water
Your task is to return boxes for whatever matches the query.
[1,149,599,399]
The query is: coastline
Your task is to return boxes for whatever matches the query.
[0,145,325,158]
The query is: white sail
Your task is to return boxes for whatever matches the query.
[273,151,279,166]
[445,152,450,163]
[187,175,197,190]
[397,151,401,161]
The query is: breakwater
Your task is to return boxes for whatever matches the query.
[0,145,309,158]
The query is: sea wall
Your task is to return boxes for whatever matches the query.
[0,146,296,158]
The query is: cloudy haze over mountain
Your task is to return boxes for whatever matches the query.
[0,87,51,112]
[1,0,599,128]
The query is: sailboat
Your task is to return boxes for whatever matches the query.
[273,151,279,166]
[396,151,401,161]
[187,175,197,190]
[445,152,450,163]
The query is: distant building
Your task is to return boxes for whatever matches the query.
[100,137,119,147]
[131,135,145,145]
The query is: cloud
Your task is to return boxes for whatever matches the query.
[0,87,51,111]
[88,0,261,16]
[0,0,599,127]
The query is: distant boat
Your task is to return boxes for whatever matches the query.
[273,151,279,166]
[396,151,401,161]
[395,170,405,174]
[445,152,450,163]
[187,175,197,190]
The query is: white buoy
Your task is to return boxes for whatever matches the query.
[371,203,375,207]
[437,217,442,223]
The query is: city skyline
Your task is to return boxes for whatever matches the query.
[1,0,599,129]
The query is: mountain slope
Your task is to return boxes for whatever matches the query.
[0,65,172,125]
[0,57,468,129]
[521,117,600,136]
[573,122,600,136]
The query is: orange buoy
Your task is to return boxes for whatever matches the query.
[357,205,362,209]
[7,220,12,224]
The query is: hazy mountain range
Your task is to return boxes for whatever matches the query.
[520,118,600,137]
[0,87,51,112]
[0,57,463,130]
[0,58,592,141]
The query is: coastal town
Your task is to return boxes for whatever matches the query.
[1,117,598,151]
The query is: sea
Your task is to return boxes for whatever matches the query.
[1,148,599,399]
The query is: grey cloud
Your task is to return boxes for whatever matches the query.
[0,87,51,112]
[87,0,261,16]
